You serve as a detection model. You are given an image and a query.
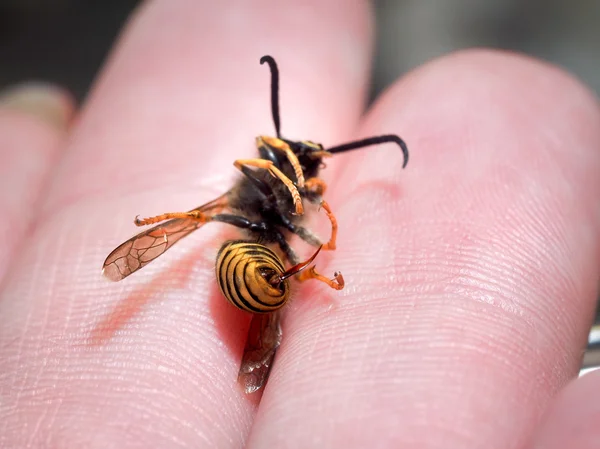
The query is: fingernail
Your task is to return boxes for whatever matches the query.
[0,82,74,130]
[579,325,600,376]
[590,324,600,346]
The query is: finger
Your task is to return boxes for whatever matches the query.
[0,1,372,448]
[248,50,600,448]
[0,83,73,281]
[529,370,600,448]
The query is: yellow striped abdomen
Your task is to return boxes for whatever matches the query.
[216,241,290,313]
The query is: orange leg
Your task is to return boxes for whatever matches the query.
[318,200,338,251]
[134,211,208,226]
[293,196,341,289]
[257,136,305,188]
[304,177,327,196]
[234,158,304,215]
[297,266,344,290]
[310,150,333,159]
[134,193,228,226]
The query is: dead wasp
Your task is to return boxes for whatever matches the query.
[102,55,409,393]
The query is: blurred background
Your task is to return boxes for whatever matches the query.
[373,0,600,97]
[0,0,598,365]
[2,1,599,100]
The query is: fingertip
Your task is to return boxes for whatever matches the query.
[362,47,600,172]
[0,82,75,130]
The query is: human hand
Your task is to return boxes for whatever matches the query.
[1,2,599,448]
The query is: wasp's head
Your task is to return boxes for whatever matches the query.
[257,136,331,181]
[257,55,409,183]
[285,139,331,179]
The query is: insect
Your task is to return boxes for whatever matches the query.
[102,55,409,393]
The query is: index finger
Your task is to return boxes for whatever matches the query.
[247,50,600,448]
[0,1,373,447]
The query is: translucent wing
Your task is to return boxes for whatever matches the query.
[102,194,228,282]
[238,311,282,394]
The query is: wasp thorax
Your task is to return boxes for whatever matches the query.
[216,241,290,313]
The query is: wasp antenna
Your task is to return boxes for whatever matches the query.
[260,55,281,138]
[327,134,409,169]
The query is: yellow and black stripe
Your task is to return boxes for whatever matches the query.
[216,241,290,313]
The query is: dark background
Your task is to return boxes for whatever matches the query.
[0,1,139,100]
[1,1,599,101]
[0,1,598,325]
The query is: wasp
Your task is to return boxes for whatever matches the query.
[102,55,409,393]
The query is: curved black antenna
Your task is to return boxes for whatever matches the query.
[327,134,409,169]
[260,55,281,137]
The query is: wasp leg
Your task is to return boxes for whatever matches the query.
[211,214,268,233]
[272,230,300,265]
[297,266,344,290]
[239,165,275,201]
[304,177,328,198]
[135,211,208,226]
[317,200,337,250]
[279,199,338,251]
[134,194,229,226]
[281,220,322,247]
[257,136,305,188]
[234,158,304,215]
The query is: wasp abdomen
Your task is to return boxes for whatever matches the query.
[216,241,290,313]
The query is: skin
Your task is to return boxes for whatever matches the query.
[0,1,599,448]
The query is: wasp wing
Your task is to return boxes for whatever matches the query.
[102,194,229,282]
[238,311,282,394]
